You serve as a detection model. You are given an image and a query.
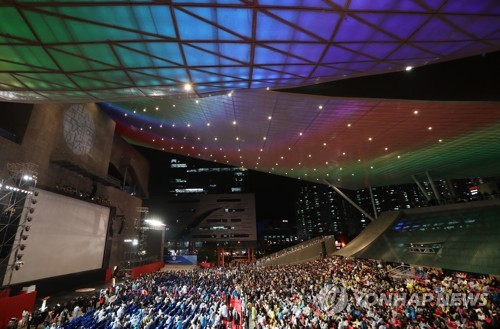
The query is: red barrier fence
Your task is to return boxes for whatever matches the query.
[105,268,113,283]
[0,291,37,328]
[0,288,10,298]
[130,261,164,279]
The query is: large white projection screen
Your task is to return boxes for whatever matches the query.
[4,188,110,285]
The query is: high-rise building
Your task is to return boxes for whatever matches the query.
[145,154,257,257]
[296,179,489,241]
[296,185,342,240]
[168,158,249,195]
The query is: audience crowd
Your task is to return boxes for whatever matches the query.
[21,256,499,329]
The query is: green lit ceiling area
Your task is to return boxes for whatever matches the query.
[1,1,500,189]
[1,1,500,101]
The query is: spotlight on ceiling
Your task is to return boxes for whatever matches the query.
[184,83,192,91]
[405,66,413,71]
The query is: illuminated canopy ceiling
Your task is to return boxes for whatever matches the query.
[1,1,500,189]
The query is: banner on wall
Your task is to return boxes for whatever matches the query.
[164,255,197,265]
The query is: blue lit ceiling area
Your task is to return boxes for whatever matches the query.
[1,0,500,101]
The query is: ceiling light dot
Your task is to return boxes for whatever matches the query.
[207,123,210,126]
[397,155,401,158]
[173,104,176,107]
[439,139,443,142]
[191,146,194,149]
[233,120,237,125]
[195,100,199,104]
[318,105,323,110]
[236,137,239,140]
[280,156,284,159]
[214,137,218,141]
[180,146,183,149]
[370,166,374,169]
[140,128,143,131]
[308,154,311,157]
[347,123,351,127]
[298,162,301,165]
[143,108,146,112]
[155,107,159,111]
[275,163,278,165]
[238,149,241,152]
[263,137,266,140]
[171,147,173,150]
[258,157,260,160]
[161,138,164,141]
[299,132,303,136]
[288,147,291,150]
[160,124,163,128]
[266,87,270,91]
[256,162,259,165]
[152,139,155,142]
[187,124,191,127]
[352,173,355,176]
[428,126,432,130]
[368,137,372,141]
[198,153,200,156]
[268,116,272,120]
[337,179,340,181]
[149,126,152,129]
[342,152,346,155]
[340,168,343,170]
[197,137,200,140]
[124,113,128,117]
[162,148,165,150]
[313,168,316,171]
[133,110,136,114]
[260,149,263,152]
[358,159,361,162]
[405,66,413,71]
[323,142,327,146]
[326,173,329,176]
[219,148,222,151]
[414,110,419,115]
[385,147,388,151]
[223,155,226,158]
[171,137,174,140]
[325,161,329,165]
[204,147,207,150]
[184,83,192,91]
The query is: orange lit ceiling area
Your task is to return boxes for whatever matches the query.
[1,1,500,189]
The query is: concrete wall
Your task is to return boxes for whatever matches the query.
[0,103,150,275]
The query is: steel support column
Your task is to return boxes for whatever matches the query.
[323,180,375,222]
[411,175,431,201]
[368,186,378,219]
[425,171,441,204]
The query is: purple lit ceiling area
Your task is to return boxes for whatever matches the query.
[0,0,499,101]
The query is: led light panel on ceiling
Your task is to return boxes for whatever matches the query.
[1,0,500,102]
[100,90,500,189]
